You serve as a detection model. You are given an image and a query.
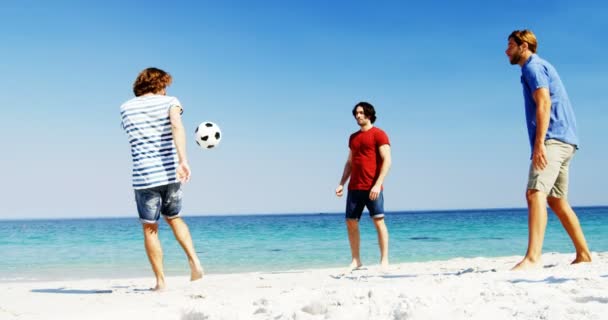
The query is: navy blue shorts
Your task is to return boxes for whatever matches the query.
[345,190,384,220]
[134,183,182,224]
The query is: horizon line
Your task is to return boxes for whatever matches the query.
[1,205,606,222]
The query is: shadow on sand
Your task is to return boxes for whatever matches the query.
[329,273,417,280]
[31,287,113,294]
[574,296,608,304]
[508,276,575,284]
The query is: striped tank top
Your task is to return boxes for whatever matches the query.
[120,95,181,189]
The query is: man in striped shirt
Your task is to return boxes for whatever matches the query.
[121,67,203,290]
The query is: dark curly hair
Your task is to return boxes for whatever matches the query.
[352,101,377,123]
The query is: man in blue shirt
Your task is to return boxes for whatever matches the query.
[506,29,591,270]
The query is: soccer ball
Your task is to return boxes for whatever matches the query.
[194,122,222,149]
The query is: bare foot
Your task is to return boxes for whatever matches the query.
[572,252,592,264]
[511,257,540,271]
[380,260,389,273]
[380,259,389,268]
[153,282,166,291]
[347,260,363,271]
[191,265,204,281]
[338,260,362,276]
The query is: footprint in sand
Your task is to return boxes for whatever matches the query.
[301,300,328,315]
[181,310,209,320]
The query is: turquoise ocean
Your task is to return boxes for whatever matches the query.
[1,207,606,282]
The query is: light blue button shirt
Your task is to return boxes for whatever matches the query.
[520,54,579,155]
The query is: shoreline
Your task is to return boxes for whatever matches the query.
[0,250,594,283]
[2,252,607,319]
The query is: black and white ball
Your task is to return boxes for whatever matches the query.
[194,122,222,149]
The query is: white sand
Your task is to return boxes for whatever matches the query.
[2,252,607,320]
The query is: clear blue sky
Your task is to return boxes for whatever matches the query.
[1,0,606,219]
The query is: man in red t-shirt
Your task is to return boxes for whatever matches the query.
[336,102,392,272]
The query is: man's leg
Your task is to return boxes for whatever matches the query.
[346,218,362,270]
[372,217,389,267]
[143,223,165,290]
[368,190,388,267]
[165,217,204,281]
[545,143,592,264]
[547,197,592,264]
[512,189,548,270]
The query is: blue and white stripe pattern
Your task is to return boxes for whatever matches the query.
[120,95,181,189]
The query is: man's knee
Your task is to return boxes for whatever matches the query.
[547,196,568,210]
[346,219,359,229]
[164,216,182,225]
[372,217,385,225]
[373,217,388,231]
[526,189,546,203]
[143,223,159,235]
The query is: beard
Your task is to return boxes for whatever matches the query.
[509,49,523,65]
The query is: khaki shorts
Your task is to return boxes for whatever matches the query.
[527,139,576,199]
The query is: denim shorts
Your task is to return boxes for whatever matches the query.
[345,190,385,220]
[134,182,182,224]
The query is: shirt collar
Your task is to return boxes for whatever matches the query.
[522,54,536,68]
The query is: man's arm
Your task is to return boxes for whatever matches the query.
[169,105,191,183]
[532,88,551,170]
[335,151,353,197]
[369,144,391,200]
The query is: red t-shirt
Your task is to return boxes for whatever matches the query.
[348,126,390,190]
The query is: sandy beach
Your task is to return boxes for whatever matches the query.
[2,252,606,320]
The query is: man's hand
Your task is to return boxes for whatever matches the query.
[532,143,548,171]
[335,185,344,197]
[369,185,381,200]
[177,162,191,183]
